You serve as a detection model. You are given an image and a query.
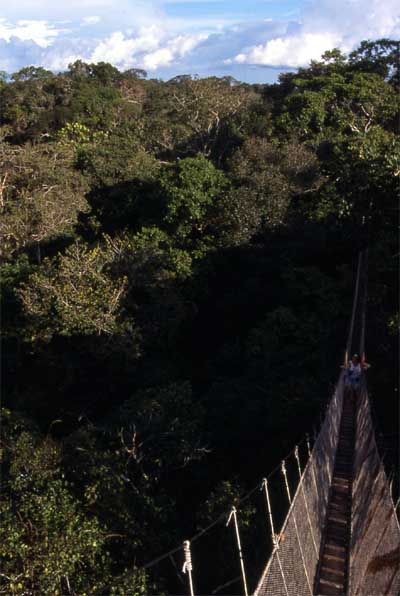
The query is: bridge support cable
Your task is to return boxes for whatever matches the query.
[253,251,369,596]
[314,249,369,595]
[261,478,289,596]
[358,248,368,359]
[254,377,345,596]
[140,249,400,595]
[182,540,195,596]
[345,252,363,361]
[306,434,322,528]
[294,446,318,557]
[349,248,399,592]
[226,507,249,596]
[349,382,400,595]
[281,461,313,595]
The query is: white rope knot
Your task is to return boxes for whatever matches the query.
[305,434,312,458]
[226,506,237,527]
[182,540,193,573]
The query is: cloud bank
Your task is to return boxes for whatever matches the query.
[0,0,398,82]
[234,0,400,68]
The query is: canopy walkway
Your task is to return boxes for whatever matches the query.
[253,375,399,596]
[254,250,400,596]
[144,250,400,595]
[315,390,355,594]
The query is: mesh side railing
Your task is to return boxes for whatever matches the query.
[254,373,345,596]
[349,382,400,596]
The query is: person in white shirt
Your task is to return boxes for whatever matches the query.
[342,353,370,393]
[345,354,362,388]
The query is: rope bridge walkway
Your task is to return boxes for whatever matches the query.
[143,251,400,595]
[315,388,355,594]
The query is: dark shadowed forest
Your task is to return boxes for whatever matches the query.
[1,39,399,595]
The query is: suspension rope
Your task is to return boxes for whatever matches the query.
[141,369,345,581]
[143,544,183,570]
[305,434,311,458]
[359,248,368,358]
[346,251,363,359]
[142,438,306,571]
[182,540,195,596]
[142,361,351,583]
[211,575,241,594]
[261,478,289,596]
[139,247,400,596]
[226,507,249,596]
[294,446,318,556]
[305,434,321,527]
[281,461,313,595]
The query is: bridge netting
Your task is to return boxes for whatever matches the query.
[254,249,400,595]
[349,382,400,595]
[254,374,400,596]
[140,250,399,596]
[254,373,345,596]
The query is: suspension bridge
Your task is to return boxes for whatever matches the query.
[144,250,400,596]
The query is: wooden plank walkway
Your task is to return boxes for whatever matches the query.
[315,390,355,595]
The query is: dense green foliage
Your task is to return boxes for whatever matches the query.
[1,41,398,595]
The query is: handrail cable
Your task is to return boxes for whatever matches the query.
[142,437,308,570]
[143,250,400,596]
[142,248,367,574]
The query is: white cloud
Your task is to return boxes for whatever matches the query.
[89,27,163,68]
[235,32,343,67]
[0,0,399,80]
[88,27,207,71]
[0,18,66,48]
[143,33,207,69]
[44,48,91,71]
[142,47,173,69]
[82,16,101,26]
[233,0,400,67]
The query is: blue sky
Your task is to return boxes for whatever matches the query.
[164,1,300,24]
[0,0,398,82]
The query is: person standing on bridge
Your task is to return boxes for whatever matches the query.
[342,354,370,394]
